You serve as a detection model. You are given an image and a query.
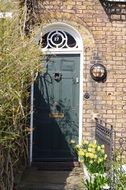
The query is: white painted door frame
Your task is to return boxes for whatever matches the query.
[30,23,84,164]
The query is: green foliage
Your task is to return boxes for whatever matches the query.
[75,140,107,174]
[111,151,126,190]
[0,1,41,189]
[84,174,108,190]
[111,165,126,190]
[116,173,126,190]
[72,140,109,189]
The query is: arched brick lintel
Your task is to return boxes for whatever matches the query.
[41,12,96,59]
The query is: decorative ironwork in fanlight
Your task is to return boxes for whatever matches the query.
[42,30,78,49]
[99,0,126,21]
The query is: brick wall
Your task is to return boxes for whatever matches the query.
[38,0,126,141]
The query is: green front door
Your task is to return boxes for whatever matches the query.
[33,54,80,162]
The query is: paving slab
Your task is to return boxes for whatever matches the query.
[17,166,84,190]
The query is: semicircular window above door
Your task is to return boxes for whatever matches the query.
[39,23,83,52]
[42,30,78,49]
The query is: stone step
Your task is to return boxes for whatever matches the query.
[18,183,65,190]
[32,161,80,171]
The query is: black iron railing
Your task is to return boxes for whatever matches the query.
[95,118,115,189]
[95,118,126,189]
[95,118,114,162]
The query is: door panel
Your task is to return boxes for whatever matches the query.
[33,54,80,161]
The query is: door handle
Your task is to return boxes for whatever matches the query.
[73,77,79,84]
[76,77,79,83]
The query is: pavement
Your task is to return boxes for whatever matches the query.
[17,165,84,190]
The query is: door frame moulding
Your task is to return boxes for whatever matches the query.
[30,22,84,165]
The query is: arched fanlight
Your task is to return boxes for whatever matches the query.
[90,63,107,82]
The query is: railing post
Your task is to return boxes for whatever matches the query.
[95,118,115,189]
